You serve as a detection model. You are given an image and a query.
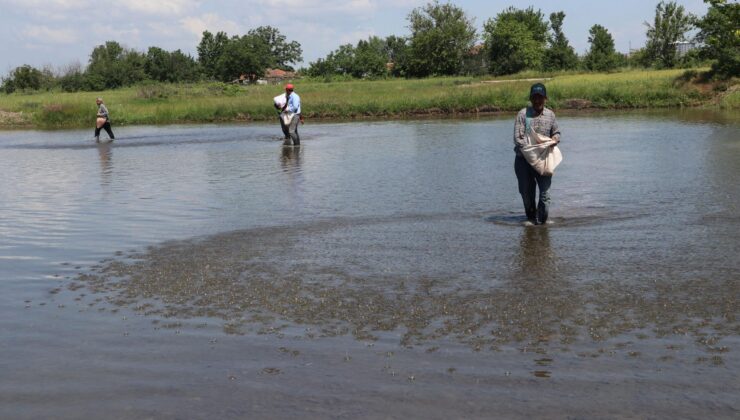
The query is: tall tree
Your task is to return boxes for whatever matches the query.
[352,36,389,78]
[406,1,477,77]
[384,35,410,76]
[87,41,146,89]
[695,0,739,78]
[197,31,229,80]
[543,11,579,71]
[583,25,620,71]
[644,1,695,68]
[145,47,200,83]
[214,34,271,82]
[247,26,303,70]
[1,64,43,93]
[483,6,549,75]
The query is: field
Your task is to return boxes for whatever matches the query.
[0,68,735,129]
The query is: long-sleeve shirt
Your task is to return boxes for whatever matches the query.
[97,104,110,119]
[513,106,560,156]
[285,93,301,114]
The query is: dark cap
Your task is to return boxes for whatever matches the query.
[529,83,547,99]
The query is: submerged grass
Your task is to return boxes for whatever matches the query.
[0,68,732,129]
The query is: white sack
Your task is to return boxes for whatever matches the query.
[520,126,563,176]
[281,111,294,125]
[273,93,286,108]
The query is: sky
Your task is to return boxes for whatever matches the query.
[0,0,710,75]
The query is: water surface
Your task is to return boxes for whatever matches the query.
[0,110,738,419]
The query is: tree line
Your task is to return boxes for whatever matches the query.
[306,0,736,79]
[1,26,302,94]
[1,0,737,93]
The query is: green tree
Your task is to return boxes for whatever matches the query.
[144,47,171,82]
[543,11,579,71]
[214,34,271,82]
[305,57,335,77]
[483,7,549,75]
[197,31,229,79]
[354,36,388,78]
[644,1,695,68]
[384,35,410,76]
[695,0,739,78]
[406,1,477,77]
[247,26,303,71]
[58,61,86,92]
[169,50,201,82]
[86,41,147,89]
[145,47,200,82]
[583,25,620,71]
[1,64,43,93]
[306,44,357,77]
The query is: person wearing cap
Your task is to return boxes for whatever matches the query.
[275,83,302,146]
[513,83,560,226]
[94,97,115,143]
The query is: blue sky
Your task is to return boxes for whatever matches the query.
[0,0,709,74]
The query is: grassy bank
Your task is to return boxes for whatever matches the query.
[0,68,735,129]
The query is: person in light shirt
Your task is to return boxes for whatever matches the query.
[275,83,302,146]
[512,83,560,226]
[94,97,115,143]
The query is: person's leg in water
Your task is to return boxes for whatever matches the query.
[515,155,537,225]
[535,173,552,224]
[102,121,115,140]
[279,115,291,145]
[288,114,300,146]
[94,126,101,142]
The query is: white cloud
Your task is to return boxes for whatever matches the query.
[23,25,78,44]
[0,0,87,9]
[147,21,183,38]
[0,0,88,20]
[123,0,198,16]
[251,0,376,18]
[91,24,142,45]
[339,28,376,45]
[180,13,241,37]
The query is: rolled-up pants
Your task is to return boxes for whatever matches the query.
[515,155,551,223]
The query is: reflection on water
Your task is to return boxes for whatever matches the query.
[280,144,301,169]
[97,143,113,187]
[516,226,557,279]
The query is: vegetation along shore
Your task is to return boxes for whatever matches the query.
[0,68,737,129]
[1,1,737,129]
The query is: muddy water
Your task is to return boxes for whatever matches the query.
[0,111,738,419]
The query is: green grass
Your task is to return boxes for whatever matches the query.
[0,68,731,129]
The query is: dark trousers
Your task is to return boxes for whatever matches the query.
[95,121,114,139]
[515,155,551,223]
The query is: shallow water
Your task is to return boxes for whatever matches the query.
[0,110,738,418]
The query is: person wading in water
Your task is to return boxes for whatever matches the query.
[512,83,560,226]
[276,83,302,146]
[94,97,115,143]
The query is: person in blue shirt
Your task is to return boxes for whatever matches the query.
[279,83,302,146]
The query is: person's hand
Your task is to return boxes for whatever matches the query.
[552,134,560,144]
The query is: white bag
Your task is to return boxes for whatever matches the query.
[281,111,294,125]
[273,93,286,108]
[520,126,563,176]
